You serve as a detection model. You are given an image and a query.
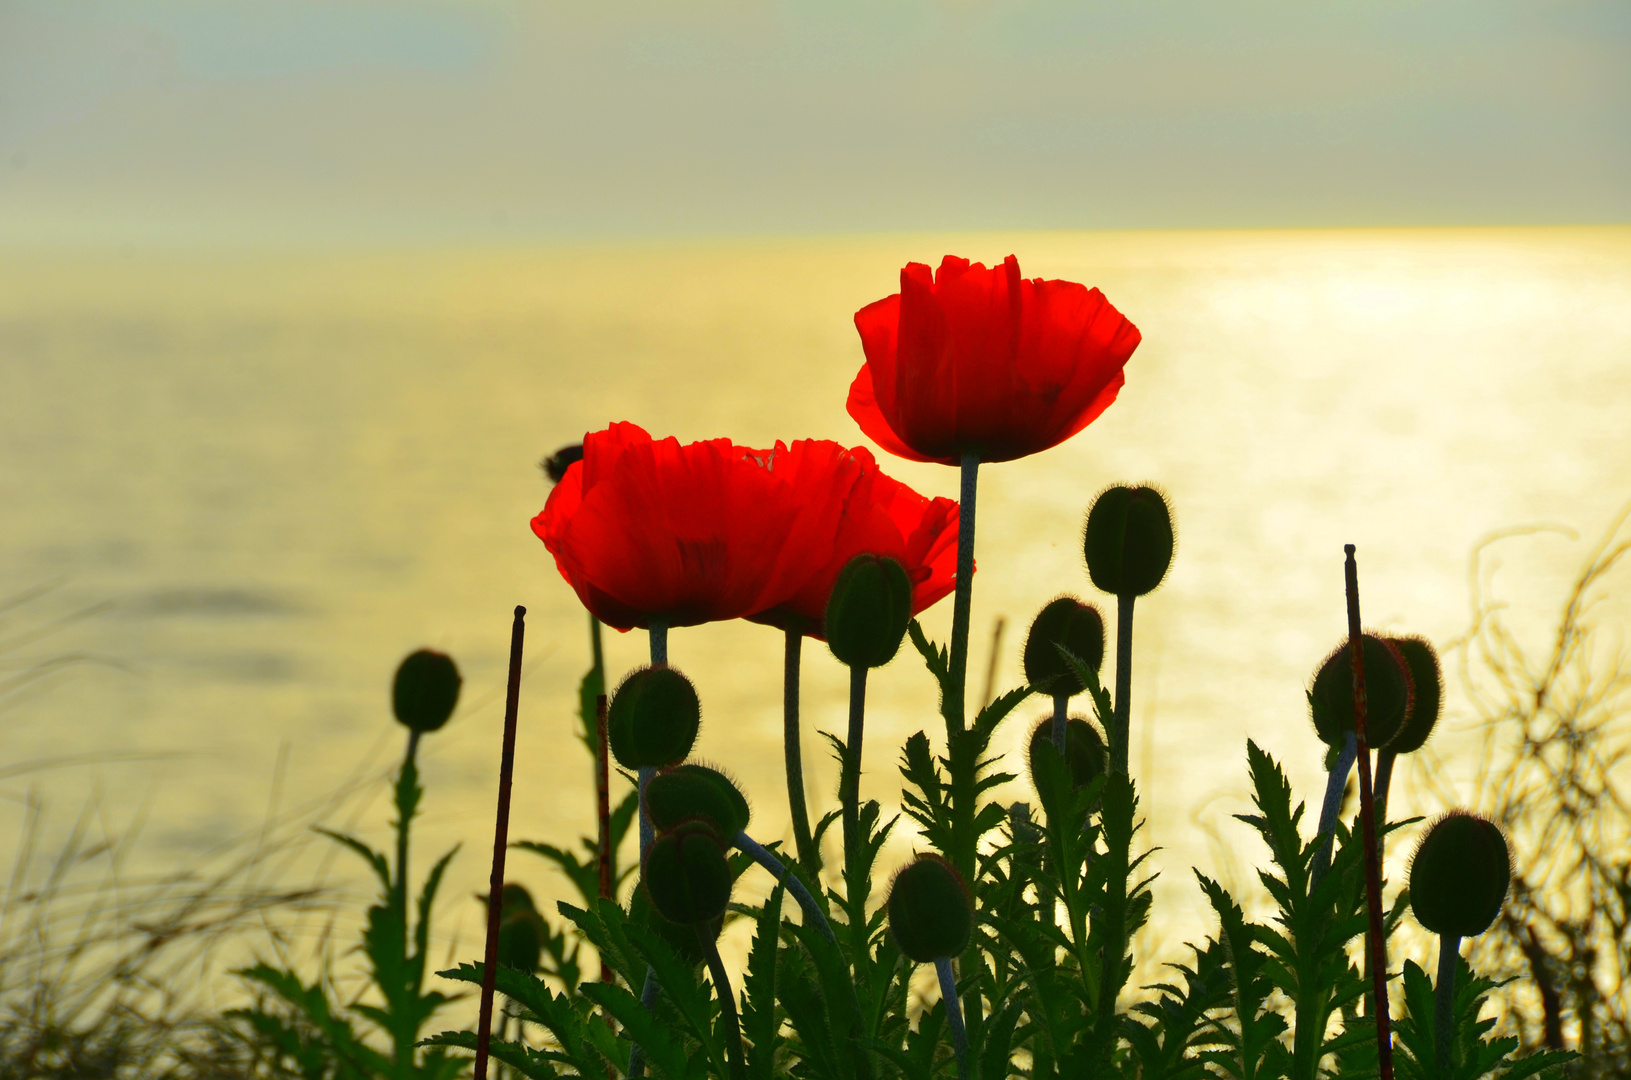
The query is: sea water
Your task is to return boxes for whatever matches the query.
[2,227,1628,985]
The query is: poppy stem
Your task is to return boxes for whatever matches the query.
[783,627,818,871]
[947,450,980,735]
[395,729,420,923]
[648,621,669,667]
[935,956,972,1080]
[1110,594,1135,776]
[842,665,867,842]
[1344,545,1394,1080]
[640,620,668,858]
[734,831,836,944]
[841,664,870,971]
[1052,692,1069,754]
[595,692,613,983]
[1374,749,1397,823]
[1311,731,1357,890]
[628,616,666,1080]
[1435,933,1461,1075]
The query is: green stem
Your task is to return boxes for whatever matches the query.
[842,664,871,979]
[1111,594,1135,776]
[943,451,985,1052]
[784,627,818,871]
[1311,731,1357,891]
[628,618,668,1080]
[1094,775,1132,1069]
[935,957,973,1080]
[842,665,867,854]
[947,450,980,735]
[699,925,747,1080]
[590,612,605,684]
[1436,934,1460,1077]
[734,831,835,944]
[640,620,667,858]
[1374,749,1397,823]
[396,730,420,915]
[392,729,421,1068]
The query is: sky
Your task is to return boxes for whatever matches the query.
[2,0,1628,245]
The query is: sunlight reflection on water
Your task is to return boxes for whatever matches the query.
[2,227,1628,969]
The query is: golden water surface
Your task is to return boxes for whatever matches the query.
[3,228,1629,983]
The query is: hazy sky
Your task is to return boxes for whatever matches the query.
[2,1,1628,244]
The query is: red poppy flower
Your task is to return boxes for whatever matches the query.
[749,445,961,635]
[532,423,865,631]
[848,255,1141,466]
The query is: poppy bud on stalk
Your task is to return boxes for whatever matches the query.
[392,649,462,734]
[642,820,733,926]
[608,666,701,770]
[824,554,912,669]
[887,855,974,963]
[1083,485,1175,598]
[1027,716,1107,790]
[1308,634,1413,750]
[1384,636,1442,755]
[644,764,751,838]
[1410,811,1511,938]
[1411,809,1511,1072]
[1023,596,1105,695]
[494,883,545,973]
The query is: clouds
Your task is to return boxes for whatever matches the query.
[2,0,1627,243]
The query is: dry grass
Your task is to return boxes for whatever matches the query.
[1429,507,1631,1077]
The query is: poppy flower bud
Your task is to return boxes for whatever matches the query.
[496,884,544,972]
[1384,635,1442,755]
[1409,811,1511,938]
[608,666,701,770]
[1027,716,1106,790]
[886,855,973,963]
[824,554,912,670]
[642,820,733,926]
[392,649,462,734]
[540,443,584,484]
[1023,596,1105,695]
[645,763,750,837]
[1083,485,1175,598]
[1308,634,1412,749]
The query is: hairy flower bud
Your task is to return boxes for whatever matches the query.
[645,763,750,837]
[1385,635,1442,755]
[1083,485,1175,597]
[642,820,733,926]
[1308,634,1412,749]
[824,554,912,669]
[392,649,462,734]
[496,883,544,973]
[1409,811,1511,938]
[887,855,973,963]
[1027,716,1107,790]
[1023,596,1105,696]
[608,666,701,770]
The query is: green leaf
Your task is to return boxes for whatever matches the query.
[314,828,392,894]
[742,886,785,1080]
[423,1029,564,1079]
